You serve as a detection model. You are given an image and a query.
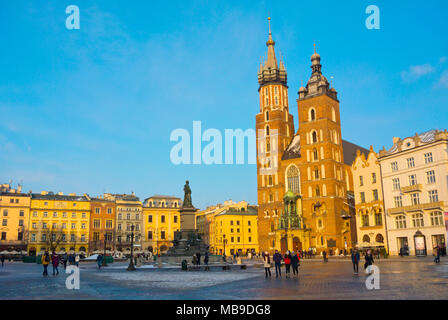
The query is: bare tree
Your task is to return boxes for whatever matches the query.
[41,225,64,252]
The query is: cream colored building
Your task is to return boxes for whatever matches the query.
[379,130,448,256]
[352,147,387,251]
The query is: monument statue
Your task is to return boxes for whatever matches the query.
[183,180,193,208]
[165,180,208,257]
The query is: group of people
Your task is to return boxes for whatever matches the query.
[192,252,209,269]
[350,248,374,274]
[41,251,80,276]
[262,250,300,278]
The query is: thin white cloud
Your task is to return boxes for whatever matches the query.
[440,57,447,64]
[401,64,435,83]
[435,70,448,89]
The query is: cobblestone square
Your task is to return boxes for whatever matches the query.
[0,257,447,300]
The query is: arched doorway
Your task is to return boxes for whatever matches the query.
[280,237,288,254]
[293,237,302,252]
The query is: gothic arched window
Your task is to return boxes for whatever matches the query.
[265,111,269,121]
[310,108,316,121]
[286,165,300,193]
[266,125,270,136]
[313,148,318,161]
[312,131,318,143]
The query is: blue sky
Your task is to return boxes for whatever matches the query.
[1,0,447,209]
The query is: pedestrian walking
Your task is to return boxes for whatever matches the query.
[291,251,300,277]
[322,250,327,262]
[41,251,50,276]
[192,254,197,266]
[75,254,80,267]
[204,252,209,271]
[284,251,291,278]
[263,251,271,278]
[0,254,5,268]
[97,254,104,269]
[62,253,67,270]
[196,252,201,266]
[351,248,360,274]
[51,252,59,276]
[364,249,374,270]
[273,250,283,278]
[434,246,441,263]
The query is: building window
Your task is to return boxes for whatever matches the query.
[374,211,382,226]
[424,152,433,164]
[426,170,436,184]
[81,235,85,242]
[372,189,379,201]
[362,214,369,227]
[395,215,407,229]
[71,212,76,218]
[107,208,112,214]
[42,222,47,229]
[71,223,76,229]
[53,212,57,218]
[94,220,100,228]
[391,162,398,172]
[412,213,424,227]
[310,108,316,121]
[410,193,420,205]
[43,212,48,217]
[359,176,364,186]
[286,165,300,193]
[33,211,38,217]
[392,178,401,190]
[161,231,166,240]
[93,232,100,241]
[430,211,443,226]
[360,192,366,203]
[118,224,122,231]
[314,168,320,180]
[31,234,36,242]
[161,215,166,223]
[63,212,67,218]
[148,215,153,223]
[372,173,376,184]
[19,210,24,217]
[408,175,417,186]
[407,157,415,168]
[174,216,178,223]
[428,190,439,203]
[312,131,318,143]
[106,220,112,228]
[148,231,153,240]
[2,219,7,226]
[62,223,66,229]
[313,148,318,161]
[95,208,100,214]
[32,223,37,229]
[118,213,122,219]
[52,223,57,229]
[394,196,403,208]
[127,213,131,220]
[315,186,320,197]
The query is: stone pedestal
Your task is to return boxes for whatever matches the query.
[180,207,197,231]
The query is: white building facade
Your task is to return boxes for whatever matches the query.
[378,130,448,256]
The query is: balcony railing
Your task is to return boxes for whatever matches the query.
[401,184,423,193]
[388,201,445,214]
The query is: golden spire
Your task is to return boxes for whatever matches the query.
[266,17,275,46]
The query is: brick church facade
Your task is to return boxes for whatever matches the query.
[256,19,368,255]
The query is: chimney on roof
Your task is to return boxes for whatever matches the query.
[17,185,22,193]
[392,137,400,144]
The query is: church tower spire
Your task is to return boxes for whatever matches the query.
[258,17,287,87]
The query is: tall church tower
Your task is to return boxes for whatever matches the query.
[296,47,351,251]
[256,18,294,252]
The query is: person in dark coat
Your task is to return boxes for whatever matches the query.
[196,252,201,266]
[351,248,360,274]
[51,252,59,276]
[42,251,50,276]
[273,250,283,277]
[0,254,5,267]
[364,249,374,270]
[291,251,300,277]
[322,250,327,262]
[97,254,104,269]
[204,252,209,271]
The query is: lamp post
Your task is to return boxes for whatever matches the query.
[102,232,108,267]
[127,225,136,271]
[222,234,227,262]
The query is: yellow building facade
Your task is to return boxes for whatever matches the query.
[196,200,259,256]
[28,192,91,255]
[352,147,388,251]
[142,195,181,254]
[0,184,30,252]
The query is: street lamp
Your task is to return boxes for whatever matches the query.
[102,232,108,267]
[127,225,136,271]
[222,234,227,262]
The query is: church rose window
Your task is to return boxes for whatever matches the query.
[287,165,300,193]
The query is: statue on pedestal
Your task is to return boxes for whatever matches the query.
[183,180,193,208]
